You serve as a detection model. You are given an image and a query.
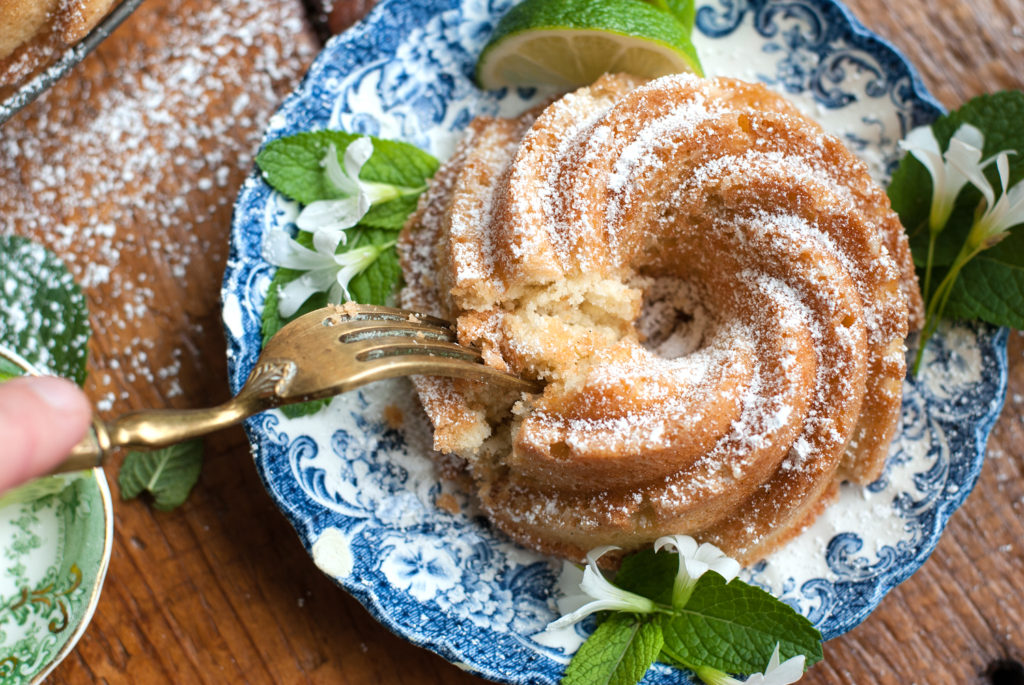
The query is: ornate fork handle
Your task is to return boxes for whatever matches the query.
[63,403,255,471]
[59,358,298,472]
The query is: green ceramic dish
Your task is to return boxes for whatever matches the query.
[0,349,113,684]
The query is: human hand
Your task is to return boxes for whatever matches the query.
[0,376,92,492]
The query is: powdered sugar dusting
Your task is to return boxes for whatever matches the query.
[1,0,316,411]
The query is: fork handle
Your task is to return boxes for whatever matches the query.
[54,402,252,473]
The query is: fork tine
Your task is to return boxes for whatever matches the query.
[346,336,484,362]
[333,318,457,341]
[322,303,453,330]
[352,354,541,393]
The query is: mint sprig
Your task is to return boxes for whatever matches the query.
[553,543,821,685]
[255,130,436,419]
[256,131,438,205]
[888,91,1024,368]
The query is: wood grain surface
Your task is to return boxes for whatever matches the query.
[0,0,1020,683]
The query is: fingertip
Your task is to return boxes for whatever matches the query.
[0,376,92,491]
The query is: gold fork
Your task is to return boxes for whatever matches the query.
[52,304,540,473]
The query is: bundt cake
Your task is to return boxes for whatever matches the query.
[398,73,922,564]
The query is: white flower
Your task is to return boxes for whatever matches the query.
[543,546,655,631]
[952,150,1024,250]
[262,229,390,317]
[699,644,806,685]
[295,138,399,252]
[655,534,740,608]
[900,123,992,233]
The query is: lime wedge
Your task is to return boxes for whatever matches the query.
[476,0,703,90]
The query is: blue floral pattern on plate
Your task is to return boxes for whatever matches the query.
[221,1,1008,682]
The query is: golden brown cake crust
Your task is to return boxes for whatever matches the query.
[399,73,920,565]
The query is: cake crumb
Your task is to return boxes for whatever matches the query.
[435,492,460,515]
[383,404,404,429]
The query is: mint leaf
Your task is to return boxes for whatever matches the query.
[345,228,403,305]
[256,131,438,205]
[0,234,90,385]
[119,440,204,511]
[658,573,821,675]
[361,194,421,230]
[612,549,678,605]
[942,257,1024,328]
[562,614,664,685]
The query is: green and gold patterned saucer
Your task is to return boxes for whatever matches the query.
[0,351,113,684]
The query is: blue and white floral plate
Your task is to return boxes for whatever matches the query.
[222,1,1009,682]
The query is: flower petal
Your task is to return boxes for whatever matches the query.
[951,122,984,150]
[312,225,348,255]
[946,139,995,209]
[655,534,698,558]
[694,542,742,584]
[276,267,338,317]
[262,231,331,271]
[543,545,654,632]
[323,143,359,196]
[343,136,374,181]
[545,599,636,631]
[900,125,944,180]
[296,196,366,233]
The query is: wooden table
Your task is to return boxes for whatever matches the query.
[1,0,1021,682]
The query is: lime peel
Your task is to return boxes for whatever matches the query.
[476,0,703,90]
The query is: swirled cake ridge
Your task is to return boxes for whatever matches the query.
[398,72,921,564]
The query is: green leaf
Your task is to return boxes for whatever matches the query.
[979,226,1024,269]
[562,614,664,685]
[345,228,404,305]
[612,549,678,605]
[361,194,422,230]
[256,130,438,205]
[280,398,328,419]
[943,257,1024,328]
[658,573,822,675]
[118,440,204,511]
[0,234,91,385]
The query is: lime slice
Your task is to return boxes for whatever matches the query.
[476,0,703,90]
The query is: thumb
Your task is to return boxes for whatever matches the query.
[0,376,92,492]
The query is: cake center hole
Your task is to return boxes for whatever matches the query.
[634,275,709,358]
